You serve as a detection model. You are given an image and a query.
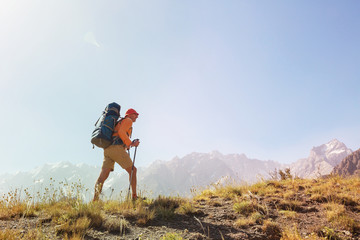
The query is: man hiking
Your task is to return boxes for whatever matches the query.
[93,108,140,201]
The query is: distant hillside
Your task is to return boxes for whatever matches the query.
[332,148,360,176]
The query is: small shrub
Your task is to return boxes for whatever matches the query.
[279,168,293,180]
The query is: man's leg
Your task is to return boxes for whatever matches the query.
[93,167,111,201]
[125,166,137,199]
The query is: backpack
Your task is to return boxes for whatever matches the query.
[91,102,121,149]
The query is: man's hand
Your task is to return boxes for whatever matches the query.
[130,139,140,148]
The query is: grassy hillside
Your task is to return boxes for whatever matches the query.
[0,173,359,239]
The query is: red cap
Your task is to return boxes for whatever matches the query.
[125,108,139,116]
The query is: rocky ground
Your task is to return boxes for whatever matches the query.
[1,176,360,240]
[1,192,359,240]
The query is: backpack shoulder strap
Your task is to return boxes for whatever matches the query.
[113,117,124,133]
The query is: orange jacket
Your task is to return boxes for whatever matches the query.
[112,117,133,147]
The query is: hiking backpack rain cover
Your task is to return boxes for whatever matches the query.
[91,102,121,149]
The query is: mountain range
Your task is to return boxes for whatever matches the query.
[332,148,360,176]
[289,139,353,178]
[0,139,355,199]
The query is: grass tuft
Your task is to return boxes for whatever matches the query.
[262,220,282,240]
[175,201,197,215]
[103,217,130,234]
[278,210,297,219]
[233,200,265,217]
[152,196,184,220]
[161,232,184,240]
[234,217,256,228]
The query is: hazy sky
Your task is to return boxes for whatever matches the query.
[1,1,359,174]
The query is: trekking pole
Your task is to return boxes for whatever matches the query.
[127,145,138,200]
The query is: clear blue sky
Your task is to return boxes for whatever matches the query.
[1,1,359,174]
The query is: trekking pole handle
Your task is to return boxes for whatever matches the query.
[131,139,140,147]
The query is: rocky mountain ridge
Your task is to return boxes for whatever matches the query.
[0,139,354,199]
[332,148,360,176]
[289,139,352,178]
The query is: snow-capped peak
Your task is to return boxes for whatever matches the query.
[311,139,348,157]
[292,139,353,178]
[325,139,345,151]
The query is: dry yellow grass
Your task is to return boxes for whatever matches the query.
[1,175,359,239]
[324,202,359,232]
[102,216,130,234]
[262,220,282,239]
[0,229,44,240]
[234,211,264,228]
[193,180,244,201]
[233,200,265,216]
[104,199,155,225]
[306,176,360,205]
[279,210,297,219]
[280,226,305,240]
[234,217,256,228]
[175,200,197,215]
[280,225,327,240]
